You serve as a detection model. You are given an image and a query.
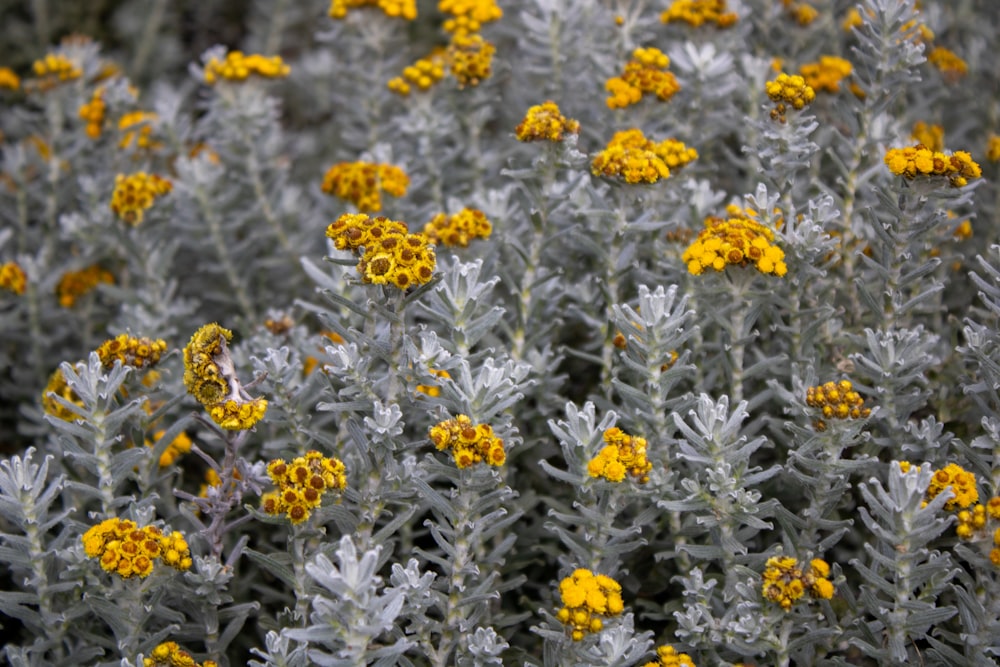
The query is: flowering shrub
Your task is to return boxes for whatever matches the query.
[2,1,1000,666]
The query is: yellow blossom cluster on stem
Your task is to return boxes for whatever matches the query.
[416,368,451,397]
[660,0,736,28]
[81,518,191,579]
[781,0,817,25]
[911,121,944,152]
[766,73,815,123]
[96,334,168,370]
[926,463,979,512]
[428,415,506,468]
[682,215,787,277]
[387,49,447,96]
[326,213,437,290]
[884,144,982,188]
[78,87,106,139]
[556,568,625,641]
[641,645,697,667]
[1,261,27,295]
[587,427,652,483]
[606,47,680,109]
[148,428,193,467]
[0,66,20,90]
[515,101,580,143]
[927,46,967,81]
[762,556,834,610]
[41,366,84,421]
[986,134,1000,163]
[260,451,347,524]
[805,379,871,431]
[447,33,496,89]
[329,0,417,20]
[799,56,852,94]
[440,0,502,37]
[28,52,82,91]
[591,129,697,184]
[321,161,409,213]
[183,323,268,430]
[118,111,162,151]
[203,52,290,84]
[143,641,218,667]
[56,265,114,308]
[422,208,492,247]
[110,172,173,225]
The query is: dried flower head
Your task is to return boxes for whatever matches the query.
[682,215,787,277]
[515,101,580,143]
[605,47,680,109]
[183,323,268,430]
[587,427,652,483]
[660,0,737,28]
[260,451,347,524]
[110,172,172,225]
[884,144,982,188]
[762,556,834,610]
[591,129,697,184]
[203,51,290,84]
[82,518,192,578]
[96,334,168,370]
[321,161,409,213]
[0,261,27,295]
[428,415,506,468]
[555,568,625,641]
[56,265,114,308]
[422,208,492,247]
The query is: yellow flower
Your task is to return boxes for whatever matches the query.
[556,569,624,641]
[515,101,580,143]
[203,51,290,84]
[682,214,786,277]
[96,334,168,370]
[591,129,696,184]
[440,0,502,36]
[321,162,409,213]
[447,33,495,89]
[110,172,172,225]
[388,48,447,96]
[0,262,27,295]
[82,519,190,579]
[884,145,981,188]
[911,121,944,152]
[423,208,492,247]
[428,415,506,469]
[78,88,107,139]
[799,56,852,94]
[660,0,737,28]
[0,66,20,91]
[118,111,162,151]
[605,47,679,109]
[260,451,347,523]
[641,645,697,667]
[56,265,114,308]
[762,555,834,610]
[927,463,979,511]
[927,46,967,81]
[329,0,418,21]
[765,72,815,122]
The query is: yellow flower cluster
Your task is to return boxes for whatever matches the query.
[1,261,26,295]
[422,208,492,247]
[660,0,737,28]
[606,47,680,109]
[203,52,290,84]
[784,2,817,25]
[556,568,625,641]
[118,111,162,151]
[641,645,696,667]
[326,213,437,290]
[329,0,417,20]
[799,56,852,94]
[515,101,580,143]
[56,265,114,307]
[766,73,815,123]
[0,66,20,90]
[987,134,1000,163]
[927,463,979,512]
[761,556,834,611]
[884,144,982,188]
[321,161,409,213]
[149,428,193,468]
[81,518,192,579]
[29,53,82,90]
[440,0,503,36]
[682,215,787,277]
[110,172,173,225]
[41,367,84,421]
[416,368,451,397]
[587,427,652,483]
[911,121,944,152]
[447,33,496,89]
[805,379,871,431]
[183,323,268,430]
[428,415,506,468]
[591,129,697,184]
[927,46,967,80]
[143,641,218,667]
[78,88,107,139]
[387,49,447,96]
[956,504,987,540]
[96,334,168,370]
[260,451,348,525]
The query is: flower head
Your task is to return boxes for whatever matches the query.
[911,121,944,152]
[606,47,680,109]
[884,144,981,188]
[762,555,834,610]
[326,214,436,289]
[766,73,815,123]
[447,33,496,88]
[927,46,967,81]
[556,569,624,640]
[591,129,697,184]
[515,101,580,143]
[118,111,162,151]
[110,172,172,225]
[329,0,417,20]
[422,208,492,247]
[682,214,787,277]
[82,518,191,578]
[261,451,347,524]
[28,52,82,91]
[587,427,652,483]
[429,415,506,469]
[660,0,737,28]
[96,334,168,370]
[78,88,107,139]
[805,379,871,430]
[0,67,20,91]
[927,463,979,511]
[41,366,84,422]
[143,641,217,667]
[203,51,290,84]
[641,645,697,667]
[1,261,27,295]
[55,265,114,308]
[183,323,267,430]
[440,0,502,36]
[798,56,852,94]
[321,161,409,213]
[388,49,448,96]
